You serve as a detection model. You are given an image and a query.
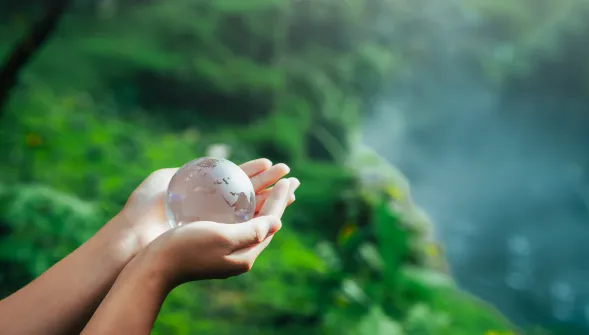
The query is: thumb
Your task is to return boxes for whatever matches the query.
[225,216,282,251]
[258,178,292,218]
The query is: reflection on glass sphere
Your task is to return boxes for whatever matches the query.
[165,157,256,227]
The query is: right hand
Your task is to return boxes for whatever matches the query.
[141,177,298,287]
[116,158,295,255]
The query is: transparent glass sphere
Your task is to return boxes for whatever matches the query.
[165,157,256,227]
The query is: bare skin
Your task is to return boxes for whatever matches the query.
[0,158,297,335]
[81,178,296,334]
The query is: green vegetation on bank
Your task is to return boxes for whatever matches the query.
[2,0,581,333]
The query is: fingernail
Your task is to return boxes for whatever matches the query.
[290,194,296,202]
[290,178,300,192]
[276,163,290,174]
[290,177,300,187]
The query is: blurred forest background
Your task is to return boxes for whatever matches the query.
[0,0,588,334]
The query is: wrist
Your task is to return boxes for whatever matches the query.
[104,211,177,287]
[80,243,171,335]
[102,214,144,261]
[131,244,176,294]
[117,201,172,252]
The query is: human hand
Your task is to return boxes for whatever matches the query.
[78,178,297,335]
[141,177,297,287]
[115,158,296,255]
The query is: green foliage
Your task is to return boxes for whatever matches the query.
[0,184,101,276]
[0,0,557,333]
[459,0,589,85]
[0,81,206,215]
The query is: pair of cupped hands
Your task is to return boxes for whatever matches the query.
[116,158,298,289]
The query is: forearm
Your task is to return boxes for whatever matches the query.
[0,215,140,335]
[81,249,169,335]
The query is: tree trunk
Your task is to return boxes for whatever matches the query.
[0,0,69,115]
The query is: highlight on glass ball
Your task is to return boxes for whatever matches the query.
[165,157,256,227]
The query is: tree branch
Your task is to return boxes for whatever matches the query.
[0,0,69,116]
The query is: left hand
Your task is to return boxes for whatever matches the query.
[115,158,296,253]
[143,178,295,286]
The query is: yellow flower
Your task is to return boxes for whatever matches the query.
[425,242,440,257]
[384,186,403,201]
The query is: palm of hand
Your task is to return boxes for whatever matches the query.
[118,159,293,249]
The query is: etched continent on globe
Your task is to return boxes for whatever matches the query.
[165,158,256,227]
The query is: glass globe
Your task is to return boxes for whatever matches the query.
[165,157,256,227]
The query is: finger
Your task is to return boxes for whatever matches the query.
[249,163,290,192]
[223,216,282,251]
[226,233,275,267]
[255,177,300,213]
[256,191,295,213]
[257,178,292,218]
[240,158,273,177]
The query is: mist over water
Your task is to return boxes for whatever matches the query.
[363,1,589,332]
